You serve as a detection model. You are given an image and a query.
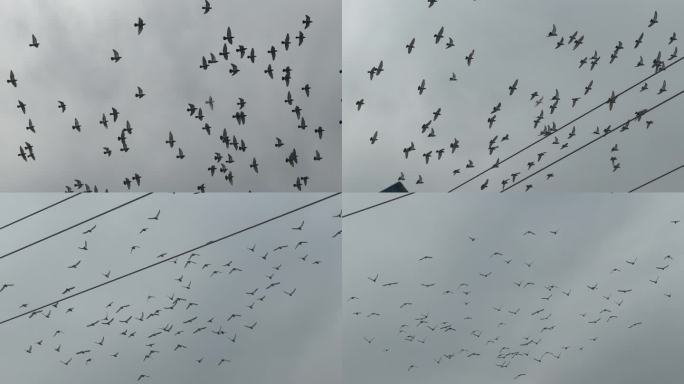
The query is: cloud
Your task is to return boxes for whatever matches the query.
[343,0,684,192]
[0,0,341,192]
[0,193,341,383]
[343,193,684,383]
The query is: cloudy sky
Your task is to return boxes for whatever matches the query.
[0,193,341,383]
[343,193,684,383]
[0,0,340,192]
[343,0,684,192]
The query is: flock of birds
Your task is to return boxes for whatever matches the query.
[5,2,335,192]
[352,5,680,191]
[0,201,342,382]
[3,2,684,383]
[347,214,681,381]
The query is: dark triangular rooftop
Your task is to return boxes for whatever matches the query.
[381,182,408,193]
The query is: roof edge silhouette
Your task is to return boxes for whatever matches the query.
[381,182,408,193]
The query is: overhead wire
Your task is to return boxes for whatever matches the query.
[0,193,153,262]
[0,193,340,326]
[0,192,82,231]
[501,89,684,192]
[447,57,684,193]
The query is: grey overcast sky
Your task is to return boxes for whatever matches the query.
[343,193,684,383]
[0,193,341,384]
[343,0,684,192]
[0,0,341,192]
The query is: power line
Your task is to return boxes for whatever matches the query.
[448,56,684,193]
[0,193,340,326]
[0,193,82,231]
[342,193,414,218]
[342,90,684,218]
[629,164,684,192]
[501,89,684,192]
[0,193,153,262]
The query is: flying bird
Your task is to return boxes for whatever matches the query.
[111,49,122,62]
[29,34,39,48]
[7,70,17,87]
[134,17,145,34]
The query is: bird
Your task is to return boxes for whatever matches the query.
[202,0,212,14]
[418,79,426,95]
[648,10,658,27]
[406,38,416,54]
[635,32,644,48]
[282,33,291,50]
[98,113,109,128]
[18,145,29,162]
[109,107,119,122]
[223,27,234,45]
[7,70,17,87]
[111,49,122,62]
[508,79,519,95]
[17,100,27,114]
[245,322,257,330]
[135,86,145,98]
[134,17,145,34]
[547,24,557,37]
[465,49,475,66]
[434,26,444,44]
[292,221,304,230]
[148,210,160,220]
[658,80,667,94]
[303,14,313,29]
[634,55,646,68]
[165,132,175,148]
[29,34,39,48]
[607,91,617,110]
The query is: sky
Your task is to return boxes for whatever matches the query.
[343,0,684,192]
[343,193,684,384]
[0,0,341,192]
[0,193,341,384]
